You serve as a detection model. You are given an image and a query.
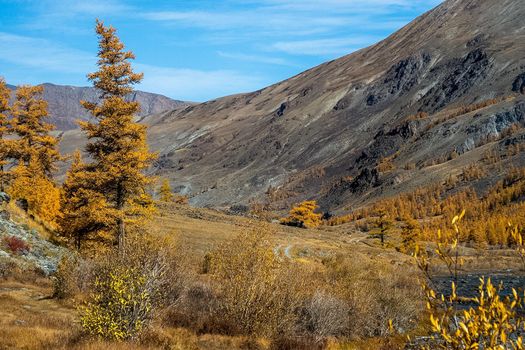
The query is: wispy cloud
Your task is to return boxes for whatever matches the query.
[0,0,442,100]
[0,31,265,101]
[136,64,269,101]
[0,32,95,73]
[217,51,294,66]
[271,37,383,56]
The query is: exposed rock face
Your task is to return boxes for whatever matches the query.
[7,83,188,130]
[513,73,525,93]
[59,0,525,211]
[421,48,493,112]
[0,217,66,275]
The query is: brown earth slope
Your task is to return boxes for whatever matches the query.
[61,0,525,211]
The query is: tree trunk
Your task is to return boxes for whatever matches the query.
[117,217,125,252]
[116,182,125,252]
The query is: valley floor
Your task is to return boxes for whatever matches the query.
[1,204,524,349]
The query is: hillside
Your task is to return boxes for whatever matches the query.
[7,83,188,130]
[60,0,525,212]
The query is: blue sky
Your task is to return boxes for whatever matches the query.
[0,0,442,102]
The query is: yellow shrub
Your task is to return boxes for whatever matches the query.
[281,200,322,228]
[80,266,152,341]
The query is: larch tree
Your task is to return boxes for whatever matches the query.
[60,151,117,250]
[280,200,322,228]
[0,79,12,190]
[78,20,156,250]
[159,179,174,202]
[8,85,61,226]
[11,85,60,177]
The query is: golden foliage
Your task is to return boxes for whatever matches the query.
[328,167,525,246]
[8,159,61,228]
[80,233,176,341]
[0,78,12,190]
[60,151,117,250]
[280,200,322,228]
[11,85,60,177]
[158,179,173,202]
[415,214,525,350]
[208,225,305,337]
[80,266,152,341]
[66,20,157,250]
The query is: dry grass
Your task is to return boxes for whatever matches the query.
[2,203,524,349]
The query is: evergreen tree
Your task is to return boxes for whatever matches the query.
[159,179,173,202]
[0,79,12,190]
[11,85,60,177]
[78,20,156,250]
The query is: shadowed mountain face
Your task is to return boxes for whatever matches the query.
[7,83,187,130]
[61,0,525,211]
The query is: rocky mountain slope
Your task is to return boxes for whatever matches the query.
[61,0,525,212]
[8,83,187,130]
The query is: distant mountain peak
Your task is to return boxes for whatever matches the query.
[7,83,188,130]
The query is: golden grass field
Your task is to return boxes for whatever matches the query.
[1,203,524,349]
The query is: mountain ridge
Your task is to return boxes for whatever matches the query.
[7,82,188,130]
[60,0,525,212]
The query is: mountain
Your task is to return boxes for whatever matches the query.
[61,0,525,211]
[7,83,188,130]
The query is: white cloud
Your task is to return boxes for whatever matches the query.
[217,51,294,66]
[0,32,265,101]
[136,64,269,102]
[271,37,381,56]
[0,32,95,73]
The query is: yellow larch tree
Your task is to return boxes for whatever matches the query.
[0,78,12,190]
[281,200,322,228]
[158,179,173,202]
[60,151,117,250]
[7,84,61,227]
[11,85,60,177]
[8,159,61,227]
[77,20,156,250]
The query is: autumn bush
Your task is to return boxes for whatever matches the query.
[2,235,30,255]
[207,225,307,338]
[298,291,349,341]
[79,233,182,340]
[322,254,423,338]
[414,214,525,349]
[281,200,322,228]
[53,253,95,300]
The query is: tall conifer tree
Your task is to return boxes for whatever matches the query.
[11,85,60,177]
[78,20,156,250]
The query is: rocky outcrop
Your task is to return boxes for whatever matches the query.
[422,48,493,112]
[512,73,525,93]
[0,217,66,275]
